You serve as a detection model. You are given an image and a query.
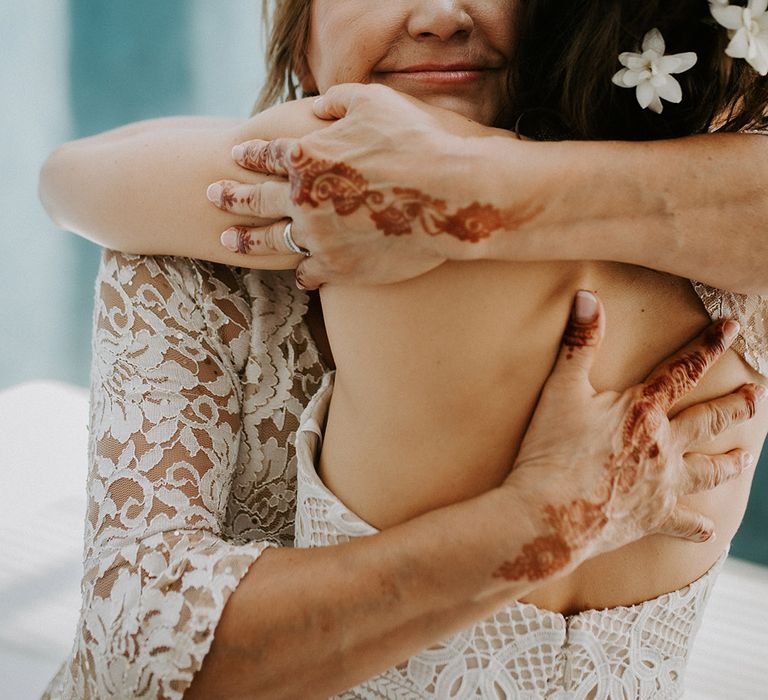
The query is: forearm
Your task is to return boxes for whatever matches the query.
[476,132,768,295]
[187,486,560,699]
[38,115,305,270]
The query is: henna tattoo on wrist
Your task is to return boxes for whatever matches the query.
[280,144,543,242]
[493,320,732,584]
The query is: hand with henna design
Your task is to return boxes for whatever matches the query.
[493,290,765,583]
[206,84,535,289]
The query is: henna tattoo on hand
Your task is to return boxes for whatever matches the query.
[278,144,543,242]
[492,320,733,584]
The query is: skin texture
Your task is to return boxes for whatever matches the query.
[35,2,768,692]
[180,291,760,699]
[490,306,762,586]
[39,0,768,624]
[494,303,607,582]
[233,140,545,246]
[234,6,767,612]
[302,0,516,126]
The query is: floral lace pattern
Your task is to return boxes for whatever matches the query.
[295,373,727,700]
[42,251,327,699]
[689,280,768,377]
[41,247,765,700]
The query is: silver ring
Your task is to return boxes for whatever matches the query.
[283,221,311,257]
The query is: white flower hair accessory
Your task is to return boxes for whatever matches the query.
[612,28,698,114]
[710,0,768,76]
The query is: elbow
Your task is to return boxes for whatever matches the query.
[38,144,72,230]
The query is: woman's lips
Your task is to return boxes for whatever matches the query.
[379,65,497,85]
[380,69,488,85]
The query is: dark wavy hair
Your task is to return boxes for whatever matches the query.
[255,0,768,140]
[506,0,768,139]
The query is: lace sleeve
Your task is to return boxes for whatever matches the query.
[690,280,768,378]
[42,250,278,700]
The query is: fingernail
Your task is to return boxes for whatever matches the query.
[220,229,239,252]
[206,183,222,202]
[743,453,755,470]
[723,319,740,339]
[755,385,768,401]
[314,96,325,110]
[573,290,598,323]
[232,144,246,161]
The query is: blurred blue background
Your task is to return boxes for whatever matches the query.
[1,0,766,573]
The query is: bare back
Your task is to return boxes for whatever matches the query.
[312,259,768,614]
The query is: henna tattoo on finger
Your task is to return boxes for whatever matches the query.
[220,184,237,210]
[562,306,600,359]
[642,321,730,410]
[230,226,254,255]
[242,139,293,175]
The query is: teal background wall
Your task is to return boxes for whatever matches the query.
[1,1,766,566]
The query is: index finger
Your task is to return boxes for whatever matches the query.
[313,82,384,120]
[232,137,298,176]
[640,319,740,413]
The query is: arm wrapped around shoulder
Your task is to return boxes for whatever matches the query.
[42,251,278,700]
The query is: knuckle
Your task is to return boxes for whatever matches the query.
[740,386,759,419]
[708,460,724,488]
[246,188,263,216]
[287,140,304,160]
[368,83,389,97]
[691,519,710,541]
[707,405,730,436]
[324,84,340,99]
[265,224,281,252]
[354,83,388,107]
[243,143,260,165]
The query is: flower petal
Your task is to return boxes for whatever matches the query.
[612,69,630,86]
[711,4,746,30]
[618,51,642,68]
[656,75,683,102]
[642,28,666,55]
[623,70,647,87]
[750,0,768,18]
[613,69,647,87]
[664,52,698,73]
[726,28,752,58]
[636,80,656,109]
[747,35,768,74]
[649,95,664,114]
[622,54,649,71]
[656,55,682,73]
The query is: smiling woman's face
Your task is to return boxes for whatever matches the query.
[302,1,516,126]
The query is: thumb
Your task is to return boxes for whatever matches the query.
[549,290,606,385]
[295,257,323,291]
[313,83,367,120]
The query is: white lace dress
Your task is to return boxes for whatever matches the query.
[295,372,728,699]
[41,250,767,700]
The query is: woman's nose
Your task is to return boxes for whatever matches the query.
[406,0,474,41]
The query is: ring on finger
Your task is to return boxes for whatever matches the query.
[283,221,311,257]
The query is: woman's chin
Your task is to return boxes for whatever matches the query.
[405,92,496,125]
